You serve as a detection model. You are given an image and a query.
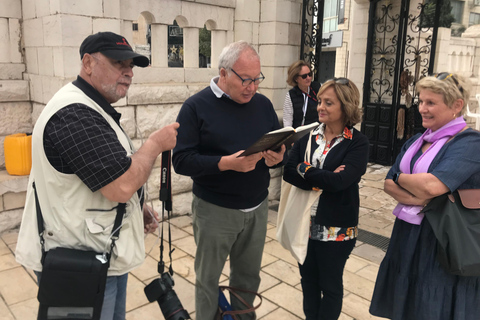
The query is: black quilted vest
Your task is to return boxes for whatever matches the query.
[288,81,321,128]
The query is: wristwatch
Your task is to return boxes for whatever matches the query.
[392,172,401,185]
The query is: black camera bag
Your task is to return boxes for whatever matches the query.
[37,248,109,320]
[33,182,125,320]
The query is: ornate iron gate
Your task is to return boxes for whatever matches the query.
[361,0,441,165]
[300,0,324,81]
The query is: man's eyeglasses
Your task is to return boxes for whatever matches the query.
[230,69,265,87]
[298,72,313,79]
[435,72,463,94]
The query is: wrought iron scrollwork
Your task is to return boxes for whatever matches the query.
[369,2,400,104]
[400,3,432,105]
[301,0,320,76]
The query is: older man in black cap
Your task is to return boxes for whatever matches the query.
[15,32,179,320]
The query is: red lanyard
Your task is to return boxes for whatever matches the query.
[302,86,318,102]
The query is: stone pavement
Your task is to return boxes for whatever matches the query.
[0,164,396,320]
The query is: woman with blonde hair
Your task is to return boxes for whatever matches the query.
[370,72,480,320]
[283,78,369,319]
[283,60,321,128]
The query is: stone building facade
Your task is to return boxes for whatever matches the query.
[0,0,313,233]
[2,0,480,233]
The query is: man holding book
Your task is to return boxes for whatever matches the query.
[172,41,285,319]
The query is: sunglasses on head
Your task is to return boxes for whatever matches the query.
[434,72,463,94]
[326,77,350,85]
[298,72,313,79]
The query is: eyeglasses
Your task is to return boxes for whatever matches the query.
[435,72,463,94]
[298,72,313,79]
[230,69,265,87]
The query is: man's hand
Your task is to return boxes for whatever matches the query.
[143,204,159,234]
[148,122,180,154]
[261,145,286,167]
[334,165,345,173]
[218,151,263,172]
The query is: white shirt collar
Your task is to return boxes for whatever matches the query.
[210,76,230,99]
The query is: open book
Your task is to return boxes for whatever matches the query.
[239,122,319,157]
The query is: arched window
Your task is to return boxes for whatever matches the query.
[168,20,184,68]
[199,25,211,68]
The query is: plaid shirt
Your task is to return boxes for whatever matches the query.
[43,76,132,192]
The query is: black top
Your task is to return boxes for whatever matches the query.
[173,86,282,209]
[42,76,132,192]
[288,81,321,128]
[283,127,369,227]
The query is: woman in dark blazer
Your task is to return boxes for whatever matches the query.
[283,78,369,320]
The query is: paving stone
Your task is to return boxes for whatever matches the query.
[0,252,19,271]
[352,244,386,265]
[182,224,194,235]
[361,173,385,181]
[342,293,384,320]
[255,297,279,319]
[169,255,196,285]
[258,270,281,294]
[0,239,10,256]
[343,269,375,300]
[8,297,38,320]
[261,251,279,268]
[262,260,301,287]
[360,197,384,210]
[266,226,277,240]
[263,239,298,266]
[262,283,303,317]
[129,255,164,282]
[151,223,190,241]
[1,231,18,245]
[125,302,163,320]
[345,255,370,273]
[0,296,15,320]
[0,267,37,305]
[359,186,382,197]
[172,235,197,257]
[361,179,385,190]
[357,264,380,283]
[126,274,150,312]
[169,215,193,229]
[259,306,301,319]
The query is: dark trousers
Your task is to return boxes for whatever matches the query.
[299,238,356,320]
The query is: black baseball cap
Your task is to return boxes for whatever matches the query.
[80,32,149,67]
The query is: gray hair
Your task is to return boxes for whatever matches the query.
[218,41,259,71]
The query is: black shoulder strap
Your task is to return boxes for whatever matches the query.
[33,182,125,259]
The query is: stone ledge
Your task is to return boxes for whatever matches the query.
[0,170,29,196]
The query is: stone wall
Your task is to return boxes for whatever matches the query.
[0,0,303,234]
[0,0,31,234]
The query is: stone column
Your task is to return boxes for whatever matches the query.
[183,27,199,68]
[151,24,168,67]
[348,0,370,104]
[211,30,228,68]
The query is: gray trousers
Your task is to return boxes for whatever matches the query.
[192,195,268,320]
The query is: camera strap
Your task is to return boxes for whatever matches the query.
[33,181,126,262]
[158,150,175,276]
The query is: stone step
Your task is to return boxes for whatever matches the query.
[0,169,28,234]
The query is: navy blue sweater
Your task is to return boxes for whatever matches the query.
[172,87,281,209]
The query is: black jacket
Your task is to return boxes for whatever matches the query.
[289,81,321,128]
[283,127,369,227]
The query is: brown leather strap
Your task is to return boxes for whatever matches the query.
[219,286,263,318]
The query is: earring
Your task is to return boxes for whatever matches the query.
[453,113,456,119]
